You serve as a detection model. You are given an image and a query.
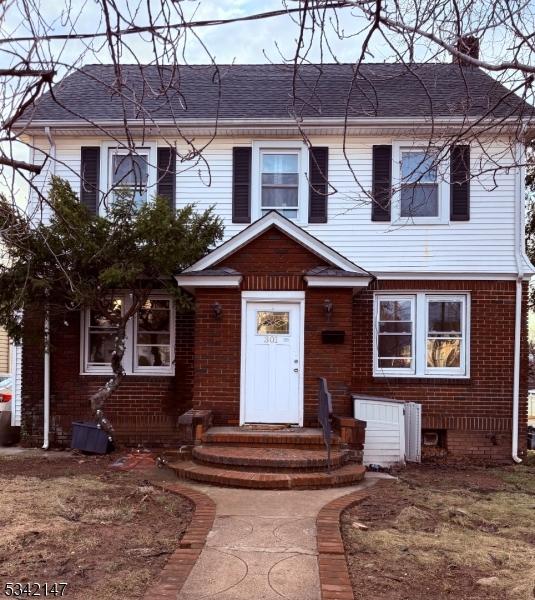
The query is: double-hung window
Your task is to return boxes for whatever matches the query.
[260,152,300,219]
[109,148,149,207]
[252,141,308,222]
[400,150,438,218]
[392,144,448,224]
[83,294,174,375]
[374,293,468,377]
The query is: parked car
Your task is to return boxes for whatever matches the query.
[0,377,17,446]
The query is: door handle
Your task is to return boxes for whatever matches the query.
[293,368,299,373]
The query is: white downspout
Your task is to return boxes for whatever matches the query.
[512,138,526,464]
[42,308,50,450]
[42,127,55,450]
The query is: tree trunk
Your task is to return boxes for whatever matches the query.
[89,324,127,440]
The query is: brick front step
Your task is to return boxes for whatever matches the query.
[201,426,342,449]
[168,460,365,489]
[192,445,348,471]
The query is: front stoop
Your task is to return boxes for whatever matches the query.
[168,427,365,489]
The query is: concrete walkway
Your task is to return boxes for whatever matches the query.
[177,475,388,600]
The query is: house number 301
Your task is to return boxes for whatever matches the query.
[264,336,278,344]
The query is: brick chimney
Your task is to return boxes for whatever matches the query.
[453,35,479,65]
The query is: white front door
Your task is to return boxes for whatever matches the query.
[243,301,302,424]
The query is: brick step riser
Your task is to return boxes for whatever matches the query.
[201,438,342,449]
[191,458,348,473]
[174,468,365,490]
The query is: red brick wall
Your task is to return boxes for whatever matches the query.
[21,308,195,447]
[218,227,328,290]
[304,288,353,424]
[192,288,242,424]
[352,280,529,460]
[20,225,529,461]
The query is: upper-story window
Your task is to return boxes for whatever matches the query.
[252,141,308,223]
[261,152,300,219]
[392,144,448,224]
[100,142,156,213]
[400,150,438,218]
[109,148,149,207]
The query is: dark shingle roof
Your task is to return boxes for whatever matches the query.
[23,63,533,123]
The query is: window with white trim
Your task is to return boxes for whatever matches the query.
[392,144,448,224]
[109,148,150,207]
[252,141,308,222]
[400,150,438,217]
[374,293,468,377]
[83,294,175,375]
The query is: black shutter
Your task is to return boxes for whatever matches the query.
[450,145,470,221]
[308,147,329,223]
[232,147,252,223]
[371,145,392,221]
[80,147,100,214]
[157,147,176,210]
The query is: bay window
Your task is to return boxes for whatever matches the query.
[82,294,174,375]
[374,293,468,377]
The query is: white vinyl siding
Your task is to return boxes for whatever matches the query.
[0,328,10,375]
[28,135,520,276]
[11,344,22,427]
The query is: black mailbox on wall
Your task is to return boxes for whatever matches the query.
[321,330,345,344]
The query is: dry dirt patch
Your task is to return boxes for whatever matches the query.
[0,452,193,600]
[342,460,535,600]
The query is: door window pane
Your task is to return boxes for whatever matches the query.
[135,298,172,369]
[377,299,413,370]
[257,311,290,335]
[261,152,299,219]
[400,150,439,217]
[427,300,463,369]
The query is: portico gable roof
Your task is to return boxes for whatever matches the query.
[180,211,372,277]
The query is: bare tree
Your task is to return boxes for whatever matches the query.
[0,0,533,435]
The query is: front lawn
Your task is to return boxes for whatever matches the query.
[0,452,192,600]
[342,454,535,600]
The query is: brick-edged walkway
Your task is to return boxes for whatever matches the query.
[316,481,390,600]
[143,483,216,600]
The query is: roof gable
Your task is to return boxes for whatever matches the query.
[183,212,370,276]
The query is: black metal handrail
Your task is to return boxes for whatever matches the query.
[318,377,333,473]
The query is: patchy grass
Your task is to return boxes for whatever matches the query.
[0,452,193,600]
[342,456,535,600]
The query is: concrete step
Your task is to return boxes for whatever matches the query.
[169,460,365,490]
[192,445,348,471]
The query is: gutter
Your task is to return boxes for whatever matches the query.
[42,127,55,450]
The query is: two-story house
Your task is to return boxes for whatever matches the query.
[18,58,533,479]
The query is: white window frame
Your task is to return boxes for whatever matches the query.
[81,292,175,376]
[251,140,309,223]
[391,142,449,225]
[99,141,157,215]
[374,294,416,376]
[373,292,470,379]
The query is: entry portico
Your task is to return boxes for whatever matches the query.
[175,211,372,427]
